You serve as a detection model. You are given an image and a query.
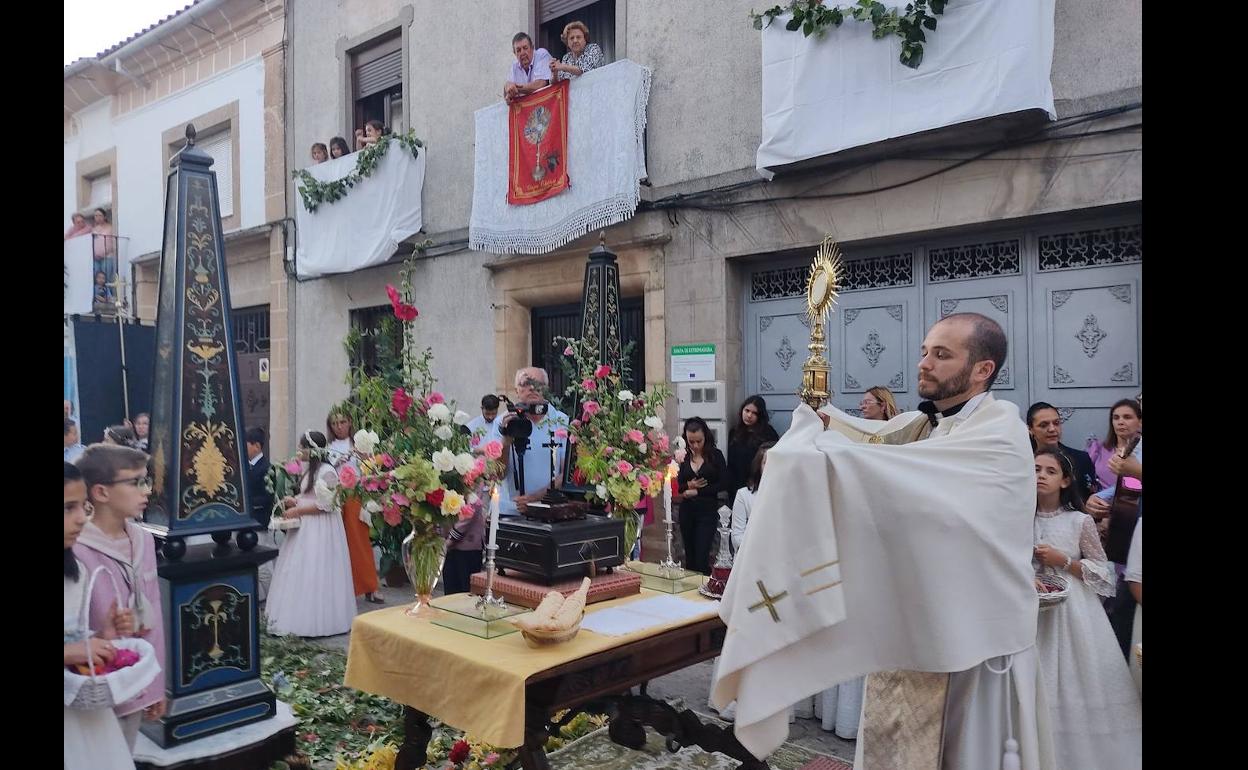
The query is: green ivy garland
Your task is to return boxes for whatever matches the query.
[292,129,425,213]
[750,0,949,69]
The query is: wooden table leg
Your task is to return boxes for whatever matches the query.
[395,706,434,770]
[515,705,553,770]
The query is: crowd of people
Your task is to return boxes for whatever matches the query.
[307,122,385,166]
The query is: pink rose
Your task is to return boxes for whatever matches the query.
[458,503,475,521]
[382,503,402,526]
[425,392,445,406]
[626,429,645,444]
[392,388,413,418]
[483,440,503,460]
[595,364,611,379]
[484,752,500,766]
[555,427,569,439]
[582,378,598,392]
[564,346,574,356]
[637,473,650,488]
[583,401,601,417]
[470,435,481,448]
[604,446,614,456]
[654,434,670,452]
[363,478,380,492]
[571,419,581,428]
[392,493,410,506]
[337,466,358,488]
[616,461,634,475]
[379,453,395,469]
[284,460,303,475]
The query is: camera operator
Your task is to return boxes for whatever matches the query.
[487,366,569,515]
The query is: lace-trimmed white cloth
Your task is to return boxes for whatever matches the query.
[1034,506,1115,597]
[469,59,651,255]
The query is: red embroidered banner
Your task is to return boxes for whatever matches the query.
[507,80,570,205]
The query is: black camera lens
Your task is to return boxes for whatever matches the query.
[503,414,533,440]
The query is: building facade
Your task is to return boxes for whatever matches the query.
[64,0,292,455]
[283,0,1140,448]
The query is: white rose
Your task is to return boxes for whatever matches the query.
[454,410,472,426]
[353,429,379,455]
[595,484,609,499]
[644,416,663,430]
[453,452,476,475]
[618,390,634,402]
[673,436,687,451]
[434,425,454,441]
[432,448,456,473]
[428,403,452,423]
[637,442,647,454]
[364,500,382,514]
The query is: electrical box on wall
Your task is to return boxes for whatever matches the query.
[676,381,726,421]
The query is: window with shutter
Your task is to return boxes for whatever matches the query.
[351,34,404,135]
[539,0,615,64]
[541,0,599,23]
[88,174,112,208]
[198,130,234,218]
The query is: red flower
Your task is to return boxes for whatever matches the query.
[386,283,419,321]
[425,488,445,508]
[572,467,586,486]
[392,388,414,418]
[449,739,471,764]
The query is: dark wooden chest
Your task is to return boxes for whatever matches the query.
[496,513,625,583]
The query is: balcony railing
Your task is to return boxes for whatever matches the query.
[65,233,131,316]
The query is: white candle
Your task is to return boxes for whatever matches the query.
[664,461,677,524]
[488,485,501,549]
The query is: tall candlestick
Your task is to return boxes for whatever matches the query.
[487,485,500,549]
[550,441,558,487]
[664,461,677,524]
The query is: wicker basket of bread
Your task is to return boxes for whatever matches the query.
[511,577,591,647]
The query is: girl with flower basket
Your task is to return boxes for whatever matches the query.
[265,431,358,637]
[65,462,148,770]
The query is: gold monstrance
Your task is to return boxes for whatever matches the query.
[800,237,842,409]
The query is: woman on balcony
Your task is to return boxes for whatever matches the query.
[550,21,604,81]
[64,212,92,240]
[91,208,116,282]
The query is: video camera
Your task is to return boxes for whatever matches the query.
[498,395,549,442]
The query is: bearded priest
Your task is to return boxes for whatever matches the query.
[711,312,1055,770]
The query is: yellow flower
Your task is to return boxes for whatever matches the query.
[441,489,465,517]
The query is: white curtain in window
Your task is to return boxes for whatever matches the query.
[198,130,234,217]
[88,174,111,208]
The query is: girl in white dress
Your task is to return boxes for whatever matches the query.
[1032,447,1142,770]
[64,462,134,770]
[265,431,357,637]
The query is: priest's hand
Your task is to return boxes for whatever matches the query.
[1033,544,1069,569]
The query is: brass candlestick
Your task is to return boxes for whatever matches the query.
[799,237,842,410]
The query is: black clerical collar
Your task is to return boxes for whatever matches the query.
[917,397,972,427]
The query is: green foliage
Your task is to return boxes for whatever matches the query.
[750,0,949,69]
[292,130,425,212]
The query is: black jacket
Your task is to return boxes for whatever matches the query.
[1057,442,1099,500]
[726,425,780,499]
[676,448,728,517]
[246,454,274,527]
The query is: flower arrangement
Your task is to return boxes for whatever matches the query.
[555,336,674,550]
[338,255,503,608]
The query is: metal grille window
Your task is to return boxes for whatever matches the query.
[231,306,270,354]
[349,305,404,378]
[928,239,1021,282]
[1038,224,1142,271]
[531,298,643,411]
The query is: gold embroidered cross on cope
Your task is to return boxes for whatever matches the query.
[748,580,789,623]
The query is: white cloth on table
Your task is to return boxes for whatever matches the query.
[469,60,651,255]
[64,566,134,770]
[264,465,357,637]
[293,141,425,278]
[712,395,1048,766]
[1034,508,1142,769]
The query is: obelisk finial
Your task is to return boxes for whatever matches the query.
[185,123,197,147]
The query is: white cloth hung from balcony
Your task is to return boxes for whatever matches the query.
[756,0,1058,177]
[293,142,426,278]
[64,236,96,315]
[469,59,651,255]
[710,399,1052,768]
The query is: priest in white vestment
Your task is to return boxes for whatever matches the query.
[711,313,1055,770]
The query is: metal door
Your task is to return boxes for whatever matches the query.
[231,306,270,440]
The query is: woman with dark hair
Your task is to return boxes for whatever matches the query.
[355,119,385,150]
[329,136,351,159]
[1032,447,1141,770]
[326,408,383,604]
[64,461,135,769]
[264,431,357,637]
[1025,402,1097,500]
[1087,399,1142,491]
[677,417,728,575]
[726,395,780,500]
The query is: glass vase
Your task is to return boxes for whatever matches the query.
[401,528,448,617]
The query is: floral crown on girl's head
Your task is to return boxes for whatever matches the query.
[301,430,330,460]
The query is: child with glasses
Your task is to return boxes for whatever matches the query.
[72,444,167,752]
